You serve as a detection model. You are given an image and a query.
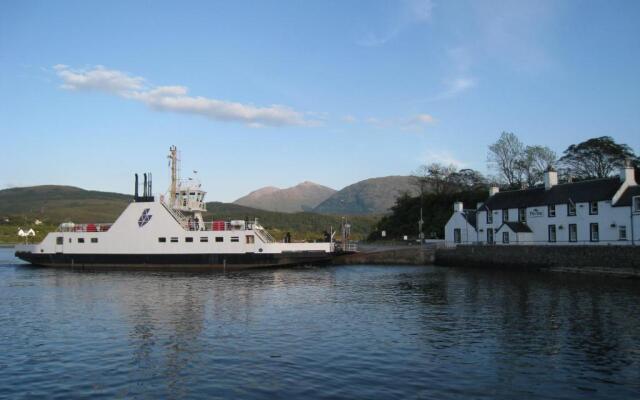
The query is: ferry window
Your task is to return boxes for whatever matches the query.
[548,225,556,242]
[91,238,98,243]
[185,237,194,243]
[569,224,577,242]
[518,208,526,222]
[589,201,598,215]
[215,237,223,243]
[69,238,72,243]
[502,232,509,244]
[567,202,576,216]
[590,223,599,242]
[170,237,179,243]
[200,237,208,243]
[78,238,85,243]
[502,209,509,222]
[548,204,556,217]
[486,210,493,224]
[619,226,627,241]
[231,236,240,243]
[246,235,255,244]
[56,237,63,245]
[190,192,195,196]
[158,237,166,243]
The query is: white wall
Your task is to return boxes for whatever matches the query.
[444,212,477,245]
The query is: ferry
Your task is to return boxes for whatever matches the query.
[14,146,354,270]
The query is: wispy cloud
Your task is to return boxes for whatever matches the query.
[422,149,466,168]
[356,0,435,47]
[53,65,318,127]
[364,113,436,131]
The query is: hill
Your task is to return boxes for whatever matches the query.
[0,185,377,243]
[313,176,420,215]
[234,181,336,213]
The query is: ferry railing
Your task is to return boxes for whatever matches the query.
[161,201,190,229]
[56,223,113,233]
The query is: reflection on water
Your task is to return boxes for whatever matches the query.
[0,248,639,399]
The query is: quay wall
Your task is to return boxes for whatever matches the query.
[434,245,640,277]
[332,247,435,265]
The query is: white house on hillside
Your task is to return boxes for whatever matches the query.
[445,162,640,246]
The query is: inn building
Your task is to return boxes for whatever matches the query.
[445,163,640,246]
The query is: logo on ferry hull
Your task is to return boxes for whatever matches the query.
[138,208,152,227]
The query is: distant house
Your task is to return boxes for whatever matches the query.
[445,162,640,246]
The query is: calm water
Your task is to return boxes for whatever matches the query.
[1,248,639,399]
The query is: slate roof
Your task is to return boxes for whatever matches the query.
[481,177,622,210]
[614,185,640,207]
[498,222,533,233]
[461,210,477,229]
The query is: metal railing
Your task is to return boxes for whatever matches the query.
[57,223,113,233]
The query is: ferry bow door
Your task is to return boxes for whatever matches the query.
[55,236,64,253]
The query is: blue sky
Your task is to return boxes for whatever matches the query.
[1,0,639,202]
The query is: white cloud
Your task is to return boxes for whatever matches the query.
[54,65,317,127]
[422,150,467,168]
[364,113,436,131]
[341,115,358,123]
[442,77,476,98]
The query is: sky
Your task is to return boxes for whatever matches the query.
[1,0,639,202]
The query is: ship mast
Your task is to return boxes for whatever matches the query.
[168,145,179,207]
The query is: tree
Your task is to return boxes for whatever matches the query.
[448,168,487,190]
[412,163,457,195]
[488,132,525,187]
[559,136,639,179]
[518,145,557,187]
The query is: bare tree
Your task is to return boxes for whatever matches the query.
[518,145,557,187]
[412,163,457,195]
[488,132,525,187]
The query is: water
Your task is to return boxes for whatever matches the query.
[1,248,639,399]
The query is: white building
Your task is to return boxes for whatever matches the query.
[445,163,640,246]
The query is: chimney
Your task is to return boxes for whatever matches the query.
[620,159,637,185]
[453,202,464,213]
[544,166,558,190]
[489,186,499,196]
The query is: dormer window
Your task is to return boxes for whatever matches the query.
[633,196,640,213]
[502,209,509,222]
[567,202,576,216]
[548,204,556,217]
[486,210,493,224]
[518,208,526,223]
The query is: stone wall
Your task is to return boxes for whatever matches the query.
[435,245,640,277]
[333,247,436,265]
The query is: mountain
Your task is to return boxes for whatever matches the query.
[0,185,378,243]
[233,181,336,213]
[313,176,420,215]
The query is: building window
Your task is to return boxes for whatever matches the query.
[487,229,494,244]
[569,224,577,242]
[486,210,493,224]
[589,201,598,215]
[170,237,179,243]
[215,237,223,243]
[619,225,627,241]
[548,204,556,217]
[78,238,85,243]
[502,209,509,222]
[185,237,193,243]
[502,232,509,244]
[231,236,240,243]
[518,208,526,222]
[453,229,461,244]
[633,196,640,213]
[91,238,98,243]
[158,237,166,243]
[246,235,255,244]
[590,223,599,242]
[200,237,208,243]
[548,225,556,243]
[56,236,63,245]
[567,202,576,216]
